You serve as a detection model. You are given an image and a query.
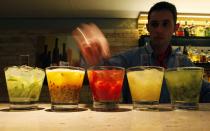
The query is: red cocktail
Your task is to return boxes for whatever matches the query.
[87,66,125,110]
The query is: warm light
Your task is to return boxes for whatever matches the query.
[178,14,210,19]
[138,12,210,36]
[139,12,210,19]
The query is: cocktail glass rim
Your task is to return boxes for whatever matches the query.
[126,66,164,72]
[165,66,204,72]
[4,65,44,72]
[87,65,125,71]
[46,66,85,71]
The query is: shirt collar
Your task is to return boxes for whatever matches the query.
[145,42,177,56]
[144,42,173,68]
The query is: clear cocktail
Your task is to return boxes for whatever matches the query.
[46,66,85,111]
[127,66,164,110]
[87,66,125,110]
[4,66,45,109]
[165,67,204,110]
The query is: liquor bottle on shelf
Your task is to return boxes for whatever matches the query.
[183,45,188,56]
[176,22,184,36]
[39,44,48,68]
[47,51,51,67]
[191,48,200,63]
[67,48,72,66]
[59,43,69,66]
[207,50,210,63]
[195,24,205,37]
[62,43,67,61]
[200,50,207,63]
[52,38,60,66]
[176,46,182,54]
[189,22,196,36]
[184,21,189,37]
[187,45,193,60]
[205,20,210,37]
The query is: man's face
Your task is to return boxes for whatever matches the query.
[147,10,177,47]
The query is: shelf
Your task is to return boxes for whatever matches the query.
[171,36,210,46]
[194,63,210,69]
[139,35,210,47]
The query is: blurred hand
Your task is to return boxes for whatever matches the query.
[72,23,111,66]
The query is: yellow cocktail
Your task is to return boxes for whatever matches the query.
[127,66,164,110]
[46,66,85,111]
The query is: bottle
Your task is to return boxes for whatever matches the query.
[207,50,210,63]
[176,46,182,54]
[176,22,184,36]
[39,44,48,68]
[62,43,67,61]
[58,43,69,66]
[67,48,72,65]
[200,50,207,63]
[187,45,192,60]
[47,51,51,67]
[184,21,189,37]
[183,45,188,56]
[191,48,200,63]
[189,22,196,36]
[52,38,60,66]
[195,23,205,37]
[205,20,210,37]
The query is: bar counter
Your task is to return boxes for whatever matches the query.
[0,104,210,131]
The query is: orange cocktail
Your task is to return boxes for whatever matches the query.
[46,66,85,111]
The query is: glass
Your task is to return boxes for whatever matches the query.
[126,66,164,111]
[199,50,207,63]
[165,67,204,110]
[72,23,110,66]
[191,49,200,63]
[87,66,125,110]
[4,66,45,110]
[45,66,85,111]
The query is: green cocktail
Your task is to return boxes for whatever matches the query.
[165,67,204,110]
[4,66,45,109]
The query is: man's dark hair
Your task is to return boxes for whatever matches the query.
[148,1,177,24]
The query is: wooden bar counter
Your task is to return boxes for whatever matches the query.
[0,104,210,131]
